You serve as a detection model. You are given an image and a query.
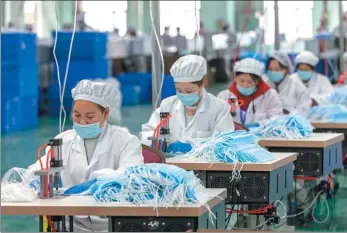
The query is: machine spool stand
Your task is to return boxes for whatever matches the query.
[148,112,171,153]
[35,139,66,232]
[228,97,237,117]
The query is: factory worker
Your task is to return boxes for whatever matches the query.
[263,51,311,115]
[140,54,234,147]
[28,80,144,232]
[218,58,283,126]
[291,51,334,105]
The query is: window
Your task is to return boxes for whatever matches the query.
[82,1,127,35]
[263,1,313,45]
[159,1,201,39]
[24,1,38,25]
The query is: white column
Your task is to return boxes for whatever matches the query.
[9,0,25,28]
[39,1,57,39]
[137,1,144,34]
[0,1,6,27]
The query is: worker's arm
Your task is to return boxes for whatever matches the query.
[266,89,284,119]
[216,89,231,103]
[213,101,235,133]
[295,80,312,116]
[118,133,144,168]
[139,107,161,146]
[255,90,283,126]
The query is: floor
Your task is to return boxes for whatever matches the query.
[1,84,347,232]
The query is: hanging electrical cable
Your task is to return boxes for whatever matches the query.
[233,0,252,64]
[319,0,329,77]
[149,1,165,109]
[194,0,202,56]
[52,1,78,133]
[253,7,268,59]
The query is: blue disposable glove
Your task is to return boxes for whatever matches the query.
[246,123,260,128]
[167,141,192,154]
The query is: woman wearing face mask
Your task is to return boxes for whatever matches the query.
[28,80,144,231]
[263,51,311,116]
[218,58,283,127]
[291,51,334,104]
[140,55,234,147]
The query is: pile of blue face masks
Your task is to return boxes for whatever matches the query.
[63,164,209,207]
[330,87,347,107]
[307,105,347,123]
[184,131,276,163]
[253,114,313,139]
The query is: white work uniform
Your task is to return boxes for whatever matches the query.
[27,122,144,232]
[263,75,311,116]
[291,72,334,105]
[217,89,283,125]
[140,89,235,146]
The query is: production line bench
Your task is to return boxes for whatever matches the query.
[1,189,227,232]
[311,122,347,155]
[258,133,344,176]
[167,153,297,205]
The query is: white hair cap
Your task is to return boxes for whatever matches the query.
[72,79,121,122]
[234,58,264,77]
[269,51,293,73]
[170,55,207,82]
[295,51,319,67]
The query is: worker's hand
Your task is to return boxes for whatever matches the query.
[167,141,192,154]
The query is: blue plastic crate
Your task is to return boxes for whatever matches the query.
[52,58,109,90]
[316,58,336,79]
[120,86,140,106]
[1,63,39,98]
[1,32,37,64]
[239,52,267,64]
[117,73,152,103]
[20,96,39,130]
[1,97,21,133]
[1,96,38,133]
[161,75,176,100]
[48,84,73,99]
[52,31,107,59]
[47,97,74,117]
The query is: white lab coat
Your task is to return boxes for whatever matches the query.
[27,122,144,232]
[217,89,283,125]
[263,75,311,116]
[291,72,334,105]
[140,89,235,146]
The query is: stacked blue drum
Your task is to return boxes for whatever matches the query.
[48,31,108,116]
[1,32,39,133]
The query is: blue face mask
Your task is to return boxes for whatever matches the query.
[177,91,201,107]
[73,121,102,139]
[267,71,285,83]
[298,71,312,82]
[236,84,256,96]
